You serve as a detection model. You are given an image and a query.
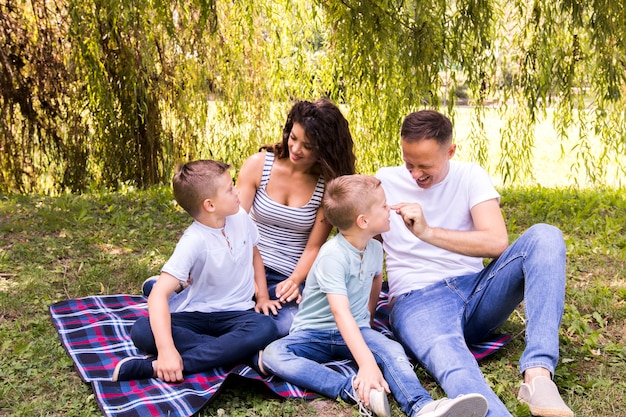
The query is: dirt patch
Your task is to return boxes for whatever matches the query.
[305,399,355,417]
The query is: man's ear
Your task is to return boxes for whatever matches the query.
[447,143,457,159]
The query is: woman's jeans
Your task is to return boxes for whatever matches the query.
[390,224,567,417]
[131,309,277,374]
[265,267,304,337]
[263,327,433,417]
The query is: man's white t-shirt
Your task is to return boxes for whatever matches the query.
[376,161,500,299]
[162,207,258,313]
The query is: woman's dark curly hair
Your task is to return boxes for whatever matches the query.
[261,99,356,181]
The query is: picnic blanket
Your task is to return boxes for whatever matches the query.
[49,289,510,417]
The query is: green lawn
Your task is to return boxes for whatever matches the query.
[1,184,624,416]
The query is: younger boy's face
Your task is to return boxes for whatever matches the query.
[211,172,240,217]
[367,187,391,234]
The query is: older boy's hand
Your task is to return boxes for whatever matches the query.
[353,365,390,406]
[254,298,282,316]
[154,347,184,382]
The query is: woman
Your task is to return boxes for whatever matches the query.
[237,99,356,337]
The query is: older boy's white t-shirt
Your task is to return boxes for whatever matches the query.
[162,207,258,313]
[376,161,500,299]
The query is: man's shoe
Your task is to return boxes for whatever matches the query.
[518,376,574,417]
[416,393,488,417]
[112,356,154,382]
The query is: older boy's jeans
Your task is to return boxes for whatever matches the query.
[390,224,566,417]
[131,310,277,374]
[263,327,433,417]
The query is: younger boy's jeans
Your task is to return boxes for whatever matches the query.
[263,327,433,417]
[390,223,567,417]
[131,309,277,374]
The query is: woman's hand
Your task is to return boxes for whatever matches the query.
[275,278,303,304]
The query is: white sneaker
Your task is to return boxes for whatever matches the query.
[369,387,391,417]
[344,376,391,417]
[416,393,488,417]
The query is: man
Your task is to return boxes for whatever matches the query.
[375,109,573,417]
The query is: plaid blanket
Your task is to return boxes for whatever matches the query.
[50,291,510,417]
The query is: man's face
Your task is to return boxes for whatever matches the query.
[401,138,456,189]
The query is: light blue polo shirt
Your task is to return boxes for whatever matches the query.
[290,233,383,332]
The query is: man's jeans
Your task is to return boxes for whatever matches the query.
[390,223,567,417]
[263,327,433,417]
[131,309,277,374]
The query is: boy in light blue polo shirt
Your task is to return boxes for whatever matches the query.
[262,174,488,417]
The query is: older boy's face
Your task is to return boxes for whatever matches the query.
[367,187,391,234]
[212,172,240,216]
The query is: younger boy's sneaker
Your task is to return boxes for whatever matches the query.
[344,376,391,417]
[518,376,574,417]
[112,355,155,382]
[368,388,391,417]
[416,393,488,417]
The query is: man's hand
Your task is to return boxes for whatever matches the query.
[392,202,430,239]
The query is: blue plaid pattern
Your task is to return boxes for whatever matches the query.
[50,290,509,417]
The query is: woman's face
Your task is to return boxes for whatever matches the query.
[288,122,318,167]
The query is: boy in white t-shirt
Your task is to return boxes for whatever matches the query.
[112,160,279,382]
[261,175,488,417]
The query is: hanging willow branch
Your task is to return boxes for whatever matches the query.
[0,0,624,193]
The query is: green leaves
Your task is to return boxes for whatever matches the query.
[1,0,625,193]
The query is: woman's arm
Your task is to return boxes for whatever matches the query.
[275,206,332,303]
[237,152,265,212]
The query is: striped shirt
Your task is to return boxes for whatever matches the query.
[249,152,325,277]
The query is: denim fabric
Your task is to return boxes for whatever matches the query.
[131,309,277,374]
[390,224,567,417]
[265,266,304,337]
[263,327,432,417]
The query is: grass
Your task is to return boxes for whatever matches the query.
[1,184,625,416]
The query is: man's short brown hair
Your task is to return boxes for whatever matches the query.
[401,110,453,145]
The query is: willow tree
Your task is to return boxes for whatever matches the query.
[0,0,624,193]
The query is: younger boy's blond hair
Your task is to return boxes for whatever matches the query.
[323,174,382,231]
[172,160,230,218]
